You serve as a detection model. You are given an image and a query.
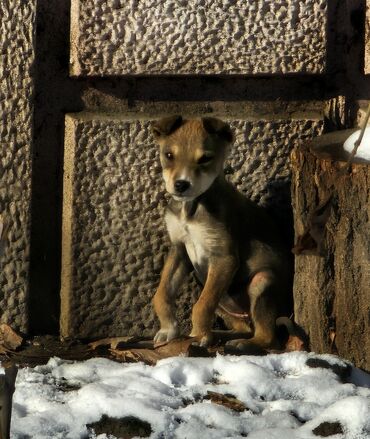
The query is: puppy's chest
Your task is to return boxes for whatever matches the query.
[165,210,215,266]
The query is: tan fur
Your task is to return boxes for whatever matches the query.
[151,116,290,352]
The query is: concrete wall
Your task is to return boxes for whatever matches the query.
[61,110,322,338]
[365,0,370,73]
[70,0,327,75]
[0,1,36,332]
[2,0,370,361]
[59,0,329,338]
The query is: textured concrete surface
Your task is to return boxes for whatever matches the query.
[70,0,327,76]
[0,1,36,332]
[61,111,323,339]
[366,0,370,74]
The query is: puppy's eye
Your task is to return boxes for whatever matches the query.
[165,152,174,161]
[197,155,213,165]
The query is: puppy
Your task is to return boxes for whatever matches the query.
[152,116,290,352]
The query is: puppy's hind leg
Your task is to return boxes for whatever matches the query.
[225,271,279,354]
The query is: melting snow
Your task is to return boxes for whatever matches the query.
[6,351,370,438]
[343,128,370,162]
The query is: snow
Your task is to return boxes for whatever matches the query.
[5,352,370,439]
[343,128,370,162]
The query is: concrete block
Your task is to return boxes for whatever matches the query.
[61,110,323,338]
[70,0,327,76]
[0,1,36,332]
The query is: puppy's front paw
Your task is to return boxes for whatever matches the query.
[154,325,179,344]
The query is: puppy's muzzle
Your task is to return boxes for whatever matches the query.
[174,179,191,194]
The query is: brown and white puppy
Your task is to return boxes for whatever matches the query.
[152,116,290,353]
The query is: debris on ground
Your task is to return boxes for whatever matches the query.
[87,414,152,438]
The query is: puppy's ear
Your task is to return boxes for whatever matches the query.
[152,115,183,139]
[202,117,234,143]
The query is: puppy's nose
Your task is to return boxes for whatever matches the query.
[174,180,190,193]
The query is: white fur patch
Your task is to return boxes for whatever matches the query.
[185,222,210,267]
[165,210,219,269]
[165,211,188,243]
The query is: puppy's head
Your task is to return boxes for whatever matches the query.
[152,116,233,201]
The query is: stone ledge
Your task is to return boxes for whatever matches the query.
[70,0,327,76]
[61,110,323,338]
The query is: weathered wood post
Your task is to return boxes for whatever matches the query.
[291,130,370,370]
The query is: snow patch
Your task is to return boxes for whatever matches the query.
[343,128,370,162]
[6,352,370,438]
